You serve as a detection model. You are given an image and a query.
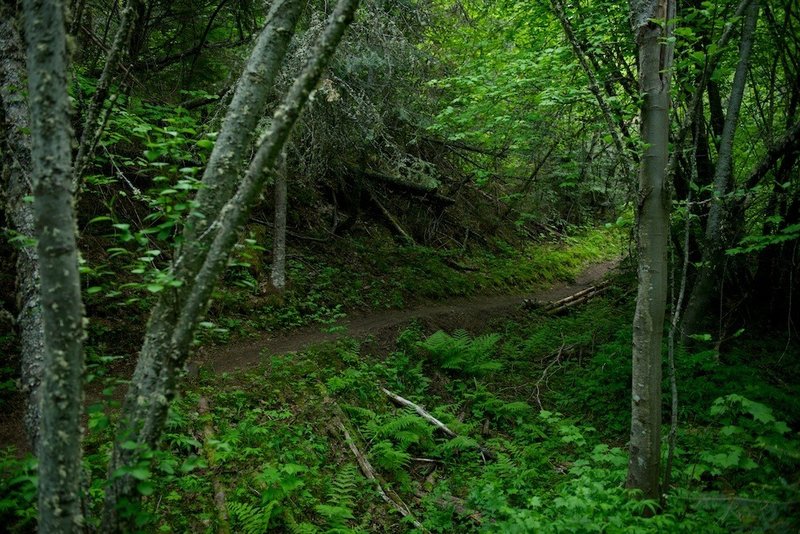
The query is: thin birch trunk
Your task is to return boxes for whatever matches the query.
[681,0,759,342]
[626,0,675,502]
[271,153,288,291]
[102,1,359,528]
[22,0,86,530]
[102,1,304,528]
[0,0,46,450]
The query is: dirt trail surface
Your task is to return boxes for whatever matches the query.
[0,259,618,454]
[193,259,619,374]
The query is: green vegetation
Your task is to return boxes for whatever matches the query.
[1,0,798,531]
[5,282,797,532]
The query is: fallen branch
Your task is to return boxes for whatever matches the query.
[369,190,415,245]
[523,280,611,314]
[334,416,427,531]
[532,342,567,410]
[381,387,496,460]
[198,398,231,534]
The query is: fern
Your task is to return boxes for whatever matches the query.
[437,434,479,456]
[228,500,275,534]
[497,401,533,420]
[418,330,503,376]
[284,509,320,534]
[371,440,412,471]
[367,411,431,442]
[319,464,360,532]
[342,404,378,424]
[328,463,359,509]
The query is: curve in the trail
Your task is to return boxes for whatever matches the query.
[193,259,619,374]
[0,259,619,455]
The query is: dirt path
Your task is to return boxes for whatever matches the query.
[0,259,618,454]
[193,259,619,374]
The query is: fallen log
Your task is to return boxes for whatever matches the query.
[523,279,611,313]
[545,286,610,315]
[369,191,416,245]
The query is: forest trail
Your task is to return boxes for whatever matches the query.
[192,259,620,374]
[0,259,618,455]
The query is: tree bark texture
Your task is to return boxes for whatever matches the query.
[102,0,359,528]
[271,154,288,291]
[102,2,304,528]
[626,0,674,501]
[0,0,46,450]
[681,0,759,341]
[22,0,86,530]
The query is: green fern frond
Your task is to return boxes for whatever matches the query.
[372,412,431,441]
[329,463,359,508]
[228,500,275,534]
[418,330,503,376]
[371,440,412,471]
[437,435,479,455]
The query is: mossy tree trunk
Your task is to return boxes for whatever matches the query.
[271,153,288,292]
[22,0,86,530]
[0,0,45,450]
[102,1,360,529]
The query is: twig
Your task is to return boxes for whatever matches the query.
[532,342,566,409]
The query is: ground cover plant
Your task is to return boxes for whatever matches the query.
[3,271,798,532]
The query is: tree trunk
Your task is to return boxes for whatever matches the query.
[626,0,674,502]
[101,0,359,528]
[0,0,46,450]
[22,0,86,530]
[102,1,304,528]
[271,154,288,291]
[681,0,759,342]
[72,0,142,189]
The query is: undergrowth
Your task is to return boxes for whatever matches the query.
[2,270,797,532]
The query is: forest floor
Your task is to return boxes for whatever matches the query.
[0,259,619,456]
[193,259,619,374]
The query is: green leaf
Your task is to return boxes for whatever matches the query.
[137,481,155,496]
[130,467,151,480]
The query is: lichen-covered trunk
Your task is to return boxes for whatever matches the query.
[102,0,360,529]
[0,0,46,450]
[681,0,759,342]
[271,156,288,291]
[626,0,674,501]
[22,0,86,530]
